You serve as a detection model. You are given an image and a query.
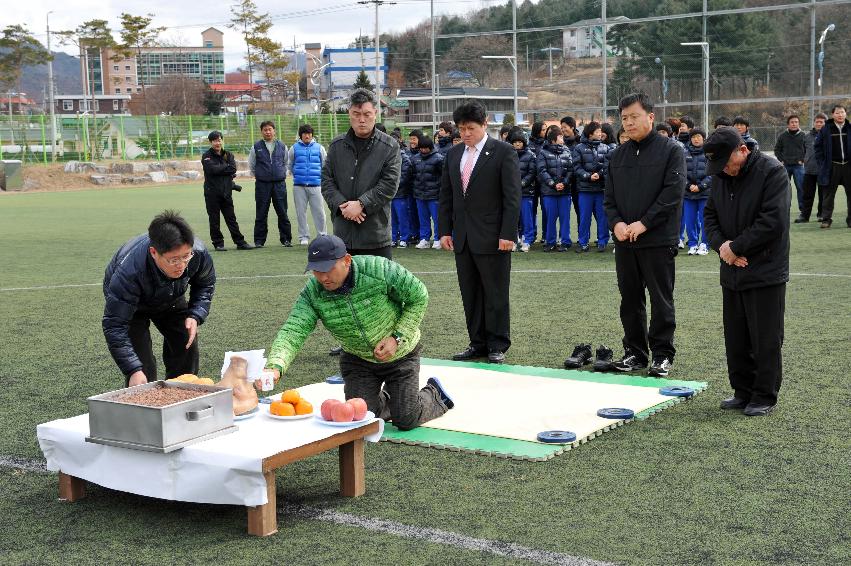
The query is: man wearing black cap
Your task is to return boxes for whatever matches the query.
[703,126,790,417]
[263,235,453,430]
[200,131,253,251]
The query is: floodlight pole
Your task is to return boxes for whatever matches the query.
[681,41,709,131]
[358,0,395,121]
[430,0,436,132]
[655,57,667,120]
[47,11,57,162]
[817,23,836,103]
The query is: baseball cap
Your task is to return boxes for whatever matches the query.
[305,234,347,273]
[703,126,743,175]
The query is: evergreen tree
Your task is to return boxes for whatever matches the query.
[353,69,374,91]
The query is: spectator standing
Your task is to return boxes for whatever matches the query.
[604,93,685,378]
[676,116,695,146]
[601,123,618,151]
[537,125,575,251]
[528,121,546,155]
[287,124,328,245]
[703,127,790,417]
[814,104,851,229]
[436,121,454,156]
[411,136,445,249]
[200,131,253,251]
[796,113,828,223]
[508,128,538,252]
[713,116,732,129]
[249,121,292,247]
[656,123,674,138]
[438,99,521,365]
[733,116,759,151]
[683,128,712,256]
[408,129,422,156]
[573,121,612,253]
[451,130,463,146]
[774,115,807,216]
[390,132,414,248]
[321,88,401,259]
[561,116,582,220]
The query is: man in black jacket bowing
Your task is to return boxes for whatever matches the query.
[604,93,686,378]
[438,100,521,364]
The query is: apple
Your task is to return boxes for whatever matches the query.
[346,398,368,421]
[321,399,342,421]
[331,402,355,423]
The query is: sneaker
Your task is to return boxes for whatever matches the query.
[561,243,572,251]
[648,357,673,377]
[299,238,310,245]
[427,377,455,410]
[431,240,442,250]
[254,242,265,248]
[575,245,590,253]
[678,239,685,249]
[415,239,430,249]
[564,343,593,369]
[520,243,530,252]
[543,245,557,252]
[821,219,832,229]
[696,243,708,255]
[597,244,607,252]
[592,345,615,372]
[213,245,227,252]
[282,241,293,247]
[613,353,647,372]
[236,242,255,250]
[397,240,408,248]
[688,245,698,256]
[793,216,808,223]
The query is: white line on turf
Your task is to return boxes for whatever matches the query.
[2,269,849,293]
[0,456,616,566]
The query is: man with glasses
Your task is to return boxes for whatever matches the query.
[103,211,216,387]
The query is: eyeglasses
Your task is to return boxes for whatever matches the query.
[162,252,195,266]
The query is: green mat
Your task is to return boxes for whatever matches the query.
[380,358,708,461]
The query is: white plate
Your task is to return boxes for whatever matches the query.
[264,409,314,421]
[234,406,259,421]
[314,411,376,427]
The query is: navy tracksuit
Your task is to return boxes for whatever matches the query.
[683,143,711,248]
[572,136,612,248]
[411,149,444,241]
[392,147,414,243]
[516,147,538,244]
[536,142,574,247]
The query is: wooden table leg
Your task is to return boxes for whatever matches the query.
[58,471,86,502]
[247,470,278,536]
[339,438,365,497]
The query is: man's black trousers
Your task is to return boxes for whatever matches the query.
[821,162,851,226]
[204,189,246,248]
[614,245,677,363]
[799,173,825,221]
[126,298,199,386]
[722,283,785,406]
[454,243,512,353]
[254,180,292,245]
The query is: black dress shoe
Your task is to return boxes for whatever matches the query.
[254,242,265,248]
[236,242,255,250]
[329,346,343,356]
[743,402,775,416]
[793,216,809,223]
[213,245,227,252]
[452,347,487,361]
[719,397,749,410]
[488,351,506,364]
[282,241,293,247]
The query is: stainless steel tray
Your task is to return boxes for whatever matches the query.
[86,380,236,452]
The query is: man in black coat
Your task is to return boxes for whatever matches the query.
[438,99,521,364]
[814,104,851,229]
[773,114,807,216]
[103,211,216,387]
[201,131,253,251]
[703,127,790,416]
[604,93,686,378]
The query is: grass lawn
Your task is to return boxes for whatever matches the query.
[0,183,849,565]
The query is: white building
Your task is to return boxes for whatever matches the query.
[562,16,630,58]
[321,47,388,102]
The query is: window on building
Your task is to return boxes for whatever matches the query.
[62,100,73,111]
[115,88,121,93]
[205,41,213,48]
[113,100,119,110]
[137,87,142,93]
[113,65,119,71]
[570,30,575,37]
[125,76,132,83]
[125,65,131,70]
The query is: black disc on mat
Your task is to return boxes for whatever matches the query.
[659,385,695,398]
[596,407,635,419]
[537,430,577,444]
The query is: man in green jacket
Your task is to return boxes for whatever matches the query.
[264,235,453,430]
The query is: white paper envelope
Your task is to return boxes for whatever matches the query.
[221,349,266,379]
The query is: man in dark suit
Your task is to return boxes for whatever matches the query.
[438,100,521,364]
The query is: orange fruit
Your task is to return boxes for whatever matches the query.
[270,401,296,416]
[281,389,301,404]
[294,400,313,415]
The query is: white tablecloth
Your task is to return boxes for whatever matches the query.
[36,407,383,507]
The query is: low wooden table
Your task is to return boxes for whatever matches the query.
[58,420,381,537]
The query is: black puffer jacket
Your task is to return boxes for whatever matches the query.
[774,128,806,165]
[411,149,445,200]
[517,148,538,197]
[572,136,611,192]
[684,143,711,199]
[528,136,545,156]
[395,147,413,199]
[201,147,237,195]
[704,150,790,291]
[603,130,686,248]
[536,142,573,197]
[102,234,216,376]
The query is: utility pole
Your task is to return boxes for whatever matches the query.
[512,0,518,123]
[601,0,607,120]
[47,11,57,161]
[431,0,436,132]
[358,0,395,121]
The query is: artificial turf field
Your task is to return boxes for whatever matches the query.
[0,183,848,566]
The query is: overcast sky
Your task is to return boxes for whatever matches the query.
[11,0,501,70]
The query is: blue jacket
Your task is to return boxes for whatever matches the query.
[253,139,288,182]
[516,148,538,197]
[528,136,545,156]
[684,143,711,199]
[572,137,611,192]
[814,119,851,186]
[437,136,452,156]
[741,132,760,152]
[411,149,444,200]
[291,139,322,186]
[536,142,573,197]
[395,147,414,199]
[102,234,216,376]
